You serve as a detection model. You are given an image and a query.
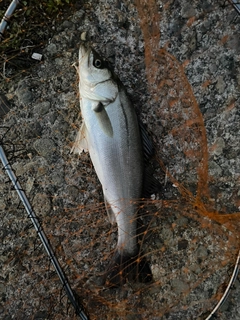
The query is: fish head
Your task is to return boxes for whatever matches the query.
[79,45,111,83]
[78,45,118,104]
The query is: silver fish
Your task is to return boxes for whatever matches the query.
[72,45,152,285]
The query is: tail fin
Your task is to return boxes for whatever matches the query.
[104,251,152,287]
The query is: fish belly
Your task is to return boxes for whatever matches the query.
[82,95,143,256]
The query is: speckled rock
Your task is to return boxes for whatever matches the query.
[33,101,51,116]
[0,1,239,320]
[16,81,34,106]
[32,193,52,217]
[33,138,58,160]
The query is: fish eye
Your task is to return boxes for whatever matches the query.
[94,58,103,68]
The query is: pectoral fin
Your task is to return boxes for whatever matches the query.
[104,196,116,224]
[71,122,89,154]
[93,102,113,137]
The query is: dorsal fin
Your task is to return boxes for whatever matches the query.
[138,120,162,197]
[139,120,155,163]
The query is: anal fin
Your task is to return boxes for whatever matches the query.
[104,196,116,225]
[71,122,88,154]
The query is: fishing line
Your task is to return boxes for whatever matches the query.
[0,144,89,320]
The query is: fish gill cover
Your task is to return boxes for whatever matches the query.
[0,0,239,319]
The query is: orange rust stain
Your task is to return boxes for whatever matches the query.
[215,291,224,301]
[182,267,189,274]
[163,1,171,10]
[158,79,167,90]
[221,259,229,267]
[170,118,205,136]
[165,79,174,86]
[225,100,235,112]
[187,16,196,27]
[135,0,161,63]
[184,118,204,128]
[135,0,240,238]
[168,98,179,107]
[197,207,240,236]
[220,34,229,45]
[160,50,209,201]
[208,141,218,154]
[163,41,171,50]
[234,198,240,208]
[182,59,190,68]
[183,149,198,158]
[202,79,212,88]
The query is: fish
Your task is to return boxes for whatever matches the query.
[72,44,152,286]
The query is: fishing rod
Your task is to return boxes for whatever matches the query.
[205,248,240,320]
[228,0,240,15]
[0,144,89,320]
[0,0,20,40]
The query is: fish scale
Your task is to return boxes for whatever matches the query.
[72,45,152,285]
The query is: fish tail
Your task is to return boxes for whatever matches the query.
[104,251,152,287]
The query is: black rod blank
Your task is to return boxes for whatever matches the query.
[0,145,88,320]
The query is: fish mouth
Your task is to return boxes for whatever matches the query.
[79,44,90,63]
